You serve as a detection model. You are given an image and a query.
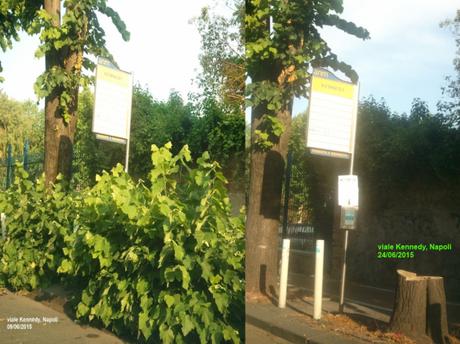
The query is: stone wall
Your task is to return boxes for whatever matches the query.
[331,184,460,302]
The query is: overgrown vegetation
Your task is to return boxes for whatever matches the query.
[72,86,245,190]
[0,143,244,343]
[287,96,460,224]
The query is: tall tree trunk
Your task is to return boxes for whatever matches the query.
[44,0,62,187]
[245,101,292,300]
[44,0,82,187]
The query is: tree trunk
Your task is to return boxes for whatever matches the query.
[389,270,451,344]
[389,270,431,343]
[426,277,450,344]
[245,102,292,300]
[44,0,82,187]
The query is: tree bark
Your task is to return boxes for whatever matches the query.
[245,101,292,300]
[389,270,430,343]
[44,0,82,187]
[426,277,450,344]
[389,270,452,344]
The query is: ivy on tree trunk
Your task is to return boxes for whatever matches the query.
[245,0,369,300]
[0,0,130,187]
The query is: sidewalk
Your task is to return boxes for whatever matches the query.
[0,289,125,344]
[247,273,460,343]
[246,291,392,344]
[289,273,460,327]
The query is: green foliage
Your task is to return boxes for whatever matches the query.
[286,95,460,223]
[438,9,460,127]
[0,167,76,289]
[0,144,244,343]
[0,0,41,76]
[0,0,129,121]
[193,0,244,116]
[73,87,245,190]
[188,98,245,183]
[246,0,369,149]
[190,1,246,187]
[0,92,44,186]
[0,91,43,159]
[356,97,460,205]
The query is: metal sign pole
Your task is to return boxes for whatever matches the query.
[339,81,359,313]
[282,151,293,238]
[6,144,12,189]
[279,239,290,308]
[338,229,349,313]
[1,213,6,241]
[124,137,130,173]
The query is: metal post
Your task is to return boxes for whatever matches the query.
[279,239,290,308]
[124,138,130,173]
[6,144,12,189]
[23,139,29,171]
[339,229,349,313]
[282,151,293,238]
[1,213,6,241]
[339,81,359,313]
[349,82,359,176]
[314,240,325,319]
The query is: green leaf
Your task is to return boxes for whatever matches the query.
[181,315,195,336]
[76,303,89,318]
[136,278,149,295]
[57,259,72,273]
[140,295,153,312]
[213,292,229,313]
[172,241,185,261]
[179,265,190,289]
[138,311,153,339]
[164,294,175,308]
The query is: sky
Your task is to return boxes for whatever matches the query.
[293,0,458,116]
[0,0,230,103]
[0,1,458,117]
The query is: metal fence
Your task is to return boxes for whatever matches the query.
[0,141,43,189]
[278,223,315,252]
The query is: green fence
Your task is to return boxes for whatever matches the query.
[0,141,43,189]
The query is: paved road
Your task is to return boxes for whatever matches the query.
[0,290,125,344]
[246,323,293,344]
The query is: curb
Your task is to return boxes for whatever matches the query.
[246,313,309,344]
[246,313,367,344]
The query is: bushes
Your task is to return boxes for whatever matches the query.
[0,143,244,343]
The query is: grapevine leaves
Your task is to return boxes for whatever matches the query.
[0,144,244,343]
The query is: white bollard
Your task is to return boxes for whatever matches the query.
[278,239,290,308]
[314,240,325,320]
[1,213,6,240]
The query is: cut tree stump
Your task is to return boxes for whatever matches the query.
[389,270,452,344]
[426,277,450,344]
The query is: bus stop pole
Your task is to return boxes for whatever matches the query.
[314,240,325,319]
[282,150,293,238]
[339,82,359,313]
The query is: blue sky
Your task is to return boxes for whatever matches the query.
[293,0,458,116]
[0,1,458,118]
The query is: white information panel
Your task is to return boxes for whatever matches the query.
[338,175,359,208]
[93,60,133,141]
[307,68,359,157]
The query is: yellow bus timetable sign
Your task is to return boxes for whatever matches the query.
[306,68,359,158]
[92,59,133,142]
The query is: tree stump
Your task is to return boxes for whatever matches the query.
[389,270,452,344]
[426,277,450,344]
[389,270,431,343]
